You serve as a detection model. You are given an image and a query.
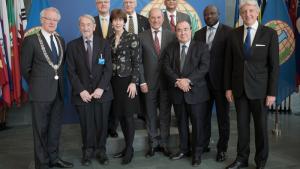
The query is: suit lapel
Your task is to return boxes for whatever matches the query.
[161,30,167,53]
[174,42,181,73]
[251,24,262,52]
[163,12,171,30]
[211,24,222,48]
[237,26,245,60]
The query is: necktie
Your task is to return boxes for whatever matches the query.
[180,44,187,72]
[243,27,252,59]
[101,18,108,39]
[128,15,135,33]
[50,35,58,64]
[207,27,215,50]
[86,40,93,71]
[170,14,175,32]
[154,30,160,55]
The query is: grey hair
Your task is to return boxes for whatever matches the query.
[78,14,96,25]
[239,0,260,12]
[148,8,164,18]
[40,7,61,20]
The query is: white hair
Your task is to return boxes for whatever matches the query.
[78,14,96,25]
[40,7,61,20]
[239,0,260,12]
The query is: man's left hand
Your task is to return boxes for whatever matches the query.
[91,88,104,99]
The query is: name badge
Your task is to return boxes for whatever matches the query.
[98,54,105,65]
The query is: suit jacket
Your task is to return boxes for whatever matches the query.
[21,31,65,102]
[163,40,210,104]
[139,29,176,90]
[137,13,150,33]
[94,15,114,39]
[66,36,113,105]
[194,23,232,90]
[162,11,191,30]
[224,24,279,99]
[109,31,141,84]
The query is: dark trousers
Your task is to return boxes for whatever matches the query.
[119,115,135,153]
[203,89,230,152]
[144,88,171,147]
[173,101,207,158]
[76,101,111,158]
[108,104,118,132]
[31,94,63,169]
[234,93,269,165]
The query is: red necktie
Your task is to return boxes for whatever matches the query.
[154,30,160,55]
[170,15,175,32]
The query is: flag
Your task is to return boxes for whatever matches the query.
[296,1,300,87]
[234,0,243,27]
[26,0,49,30]
[7,0,22,105]
[258,0,267,22]
[0,21,11,107]
[14,0,27,45]
[262,0,297,105]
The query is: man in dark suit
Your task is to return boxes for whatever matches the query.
[123,0,150,34]
[162,0,191,32]
[163,20,210,166]
[194,5,232,162]
[139,8,176,158]
[66,14,113,166]
[21,7,73,169]
[94,0,118,138]
[224,1,279,169]
[94,0,113,40]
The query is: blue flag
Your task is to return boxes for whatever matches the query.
[26,0,49,30]
[296,1,300,86]
[262,0,297,105]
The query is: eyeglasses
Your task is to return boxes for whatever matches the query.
[42,17,59,22]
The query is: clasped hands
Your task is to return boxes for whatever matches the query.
[176,78,191,92]
[80,88,104,103]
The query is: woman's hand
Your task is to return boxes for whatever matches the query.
[127,83,137,99]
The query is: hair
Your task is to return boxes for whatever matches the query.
[239,0,260,12]
[40,7,61,20]
[110,9,127,23]
[176,20,192,30]
[148,8,164,18]
[96,0,110,2]
[203,5,220,15]
[78,14,96,25]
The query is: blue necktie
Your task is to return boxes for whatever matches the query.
[243,27,252,59]
[50,35,58,64]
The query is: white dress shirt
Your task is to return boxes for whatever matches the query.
[41,29,58,55]
[125,11,139,34]
[166,10,177,25]
[151,27,162,47]
[243,20,259,46]
[206,22,219,43]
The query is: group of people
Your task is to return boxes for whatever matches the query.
[20,0,279,169]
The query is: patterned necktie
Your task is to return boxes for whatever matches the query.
[50,35,58,64]
[154,30,160,55]
[128,15,135,33]
[207,27,215,50]
[86,40,92,71]
[170,14,175,32]
[101,17,108,39]
[180,44,187,72]
[243,27,252,59]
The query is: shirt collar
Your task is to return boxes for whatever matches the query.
[151,27,162,33]
[99,14,110,21]
[41,28,54,37]
[167,10,177,17]
[83,35,93,43]
[244,20,258,30]
[127,11,136,18]
[180,40,191,48]
[207,21,219,30]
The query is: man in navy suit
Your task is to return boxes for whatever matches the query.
[194,5,232,162]
[94,0,113,40]
[66,14,113,166]
[224,1,279,169]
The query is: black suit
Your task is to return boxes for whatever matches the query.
[139,29,176,148]
[162,11,191,31]
[137,13,150,33]
[66,36,113,158]
[94,15,113,39]
[194,23,232,153]
[163,40,210,158]
[21,31,65,169]
[224,24,279,165]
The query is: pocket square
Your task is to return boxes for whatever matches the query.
[255,44,266,47]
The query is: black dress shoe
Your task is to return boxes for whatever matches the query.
[170,152,189,160]
[122,149,134,165]
[97,153,109,165]
[202,147,211,153]
[192,157,201,167]
[50,159,73,168]
[216,151,227,162]
[81,158,91,166]
[225,161,248,169]
[145,147,157,157]
[256,166,265,169]
[137,115,146,122]
[113,151,125,158]
[160,146,171,157]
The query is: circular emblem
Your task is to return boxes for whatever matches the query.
[265,20,295,65]
[140,0,201,34]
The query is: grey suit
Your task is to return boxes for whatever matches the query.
[139,29,176,147]
[162,11,191,31]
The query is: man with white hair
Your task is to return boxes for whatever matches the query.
[224,0,279,169]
